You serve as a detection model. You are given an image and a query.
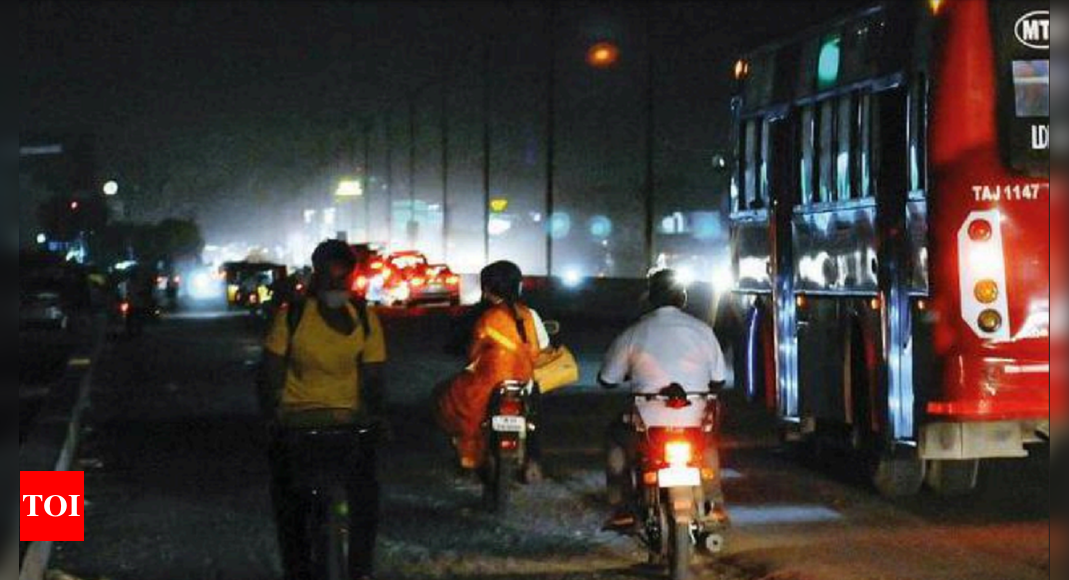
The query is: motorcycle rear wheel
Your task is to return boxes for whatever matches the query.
[484,451,518,515]
[669,521,693,580]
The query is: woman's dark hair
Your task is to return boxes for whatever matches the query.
[308,240,356,295]
[311,239,356,273]
[648,269,687,309]
[481,260,527,343]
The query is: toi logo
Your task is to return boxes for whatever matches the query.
[20,471,85,542]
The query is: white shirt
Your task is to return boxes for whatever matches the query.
[530,308,551,351]
[600,306,727,394]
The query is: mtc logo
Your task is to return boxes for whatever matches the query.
[20,472,85,542]
[1015,11,1049,50]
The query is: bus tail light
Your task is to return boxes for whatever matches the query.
[958,211,1010,341]
[978,309,1003,334]
[974,280,999,304]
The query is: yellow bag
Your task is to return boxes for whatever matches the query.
[533,345,580,394]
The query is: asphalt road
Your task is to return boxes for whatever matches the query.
[48,305,1050,580]
[18,329,82,446]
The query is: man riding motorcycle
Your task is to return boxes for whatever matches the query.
[598,269,729,530]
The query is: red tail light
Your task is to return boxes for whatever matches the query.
[410,277,426,288]
[446,275,460,286]
[370,262,384,270]
[500,439,519,451]
[353,276,368,291]
[664,441,694,467]
[498,398,524,416]
[119,302,130,315]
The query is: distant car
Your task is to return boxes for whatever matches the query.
[349,245,387,301]
[222,261,287,310]
[20,259,89,332]
[361,251,460,307]
[415,264,461,307]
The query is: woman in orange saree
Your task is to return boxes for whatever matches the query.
[436,262,541,471]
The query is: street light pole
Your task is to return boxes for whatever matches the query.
[409,95,418,248]
[482,34,493,266]
[644,6,657,271]
[386,107,394,249]
[440,82,450,262]
[363,120,372,242]
[544,1,557,279]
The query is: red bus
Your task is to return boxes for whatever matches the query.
[727,0,1052,496]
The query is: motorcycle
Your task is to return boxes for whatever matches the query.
[482,380,536,514]
[623,387,726,580]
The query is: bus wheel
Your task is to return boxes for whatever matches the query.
[925,459,979,496]
[871,450,925,498]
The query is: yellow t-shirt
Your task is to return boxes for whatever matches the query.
[264,299,387,413]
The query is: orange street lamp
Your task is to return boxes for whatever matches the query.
[586,42,620,68]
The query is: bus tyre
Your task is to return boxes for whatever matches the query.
[871,451,925,498]
[925,459,980,496]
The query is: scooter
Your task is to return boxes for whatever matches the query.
[627,386,726,580]
[482,380,536,515]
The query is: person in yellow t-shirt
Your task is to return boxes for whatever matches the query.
[263,239,387,580]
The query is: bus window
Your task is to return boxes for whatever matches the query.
[836,94,855,200]
[758,118,771,208]
[908,77,928,194]
[818,99,836,203]
[799,106,816,205]
[859,93,877,198]
[744,119,759,209]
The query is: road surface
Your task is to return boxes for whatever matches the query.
[48,305,1050,580]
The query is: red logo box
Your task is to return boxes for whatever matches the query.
[20,471,85,542]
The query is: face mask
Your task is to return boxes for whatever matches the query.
[319,290,349,309]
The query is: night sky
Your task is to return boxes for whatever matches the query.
[21,0,860,274]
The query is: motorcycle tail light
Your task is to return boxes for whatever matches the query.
[499,398,523,416]
[643,472,659,486]
[701,467,717,481]
[120,302,130,315]
[664,441,693,467]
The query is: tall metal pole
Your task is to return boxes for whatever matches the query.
[385,107,394,249]
[409,96,418,247]
[643,7,656,271]
[482,35,493,266]
[363,120,372,242]
[440,82,450,262]
[544,1,557,279]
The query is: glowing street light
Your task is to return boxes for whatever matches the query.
[36,233,47,245]
[103,180,119,196]
[335,179,364,198]
[586,42,620,69]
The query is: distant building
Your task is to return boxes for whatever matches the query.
[19,134,98,252]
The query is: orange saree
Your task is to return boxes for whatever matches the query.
[435,302,541,468]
